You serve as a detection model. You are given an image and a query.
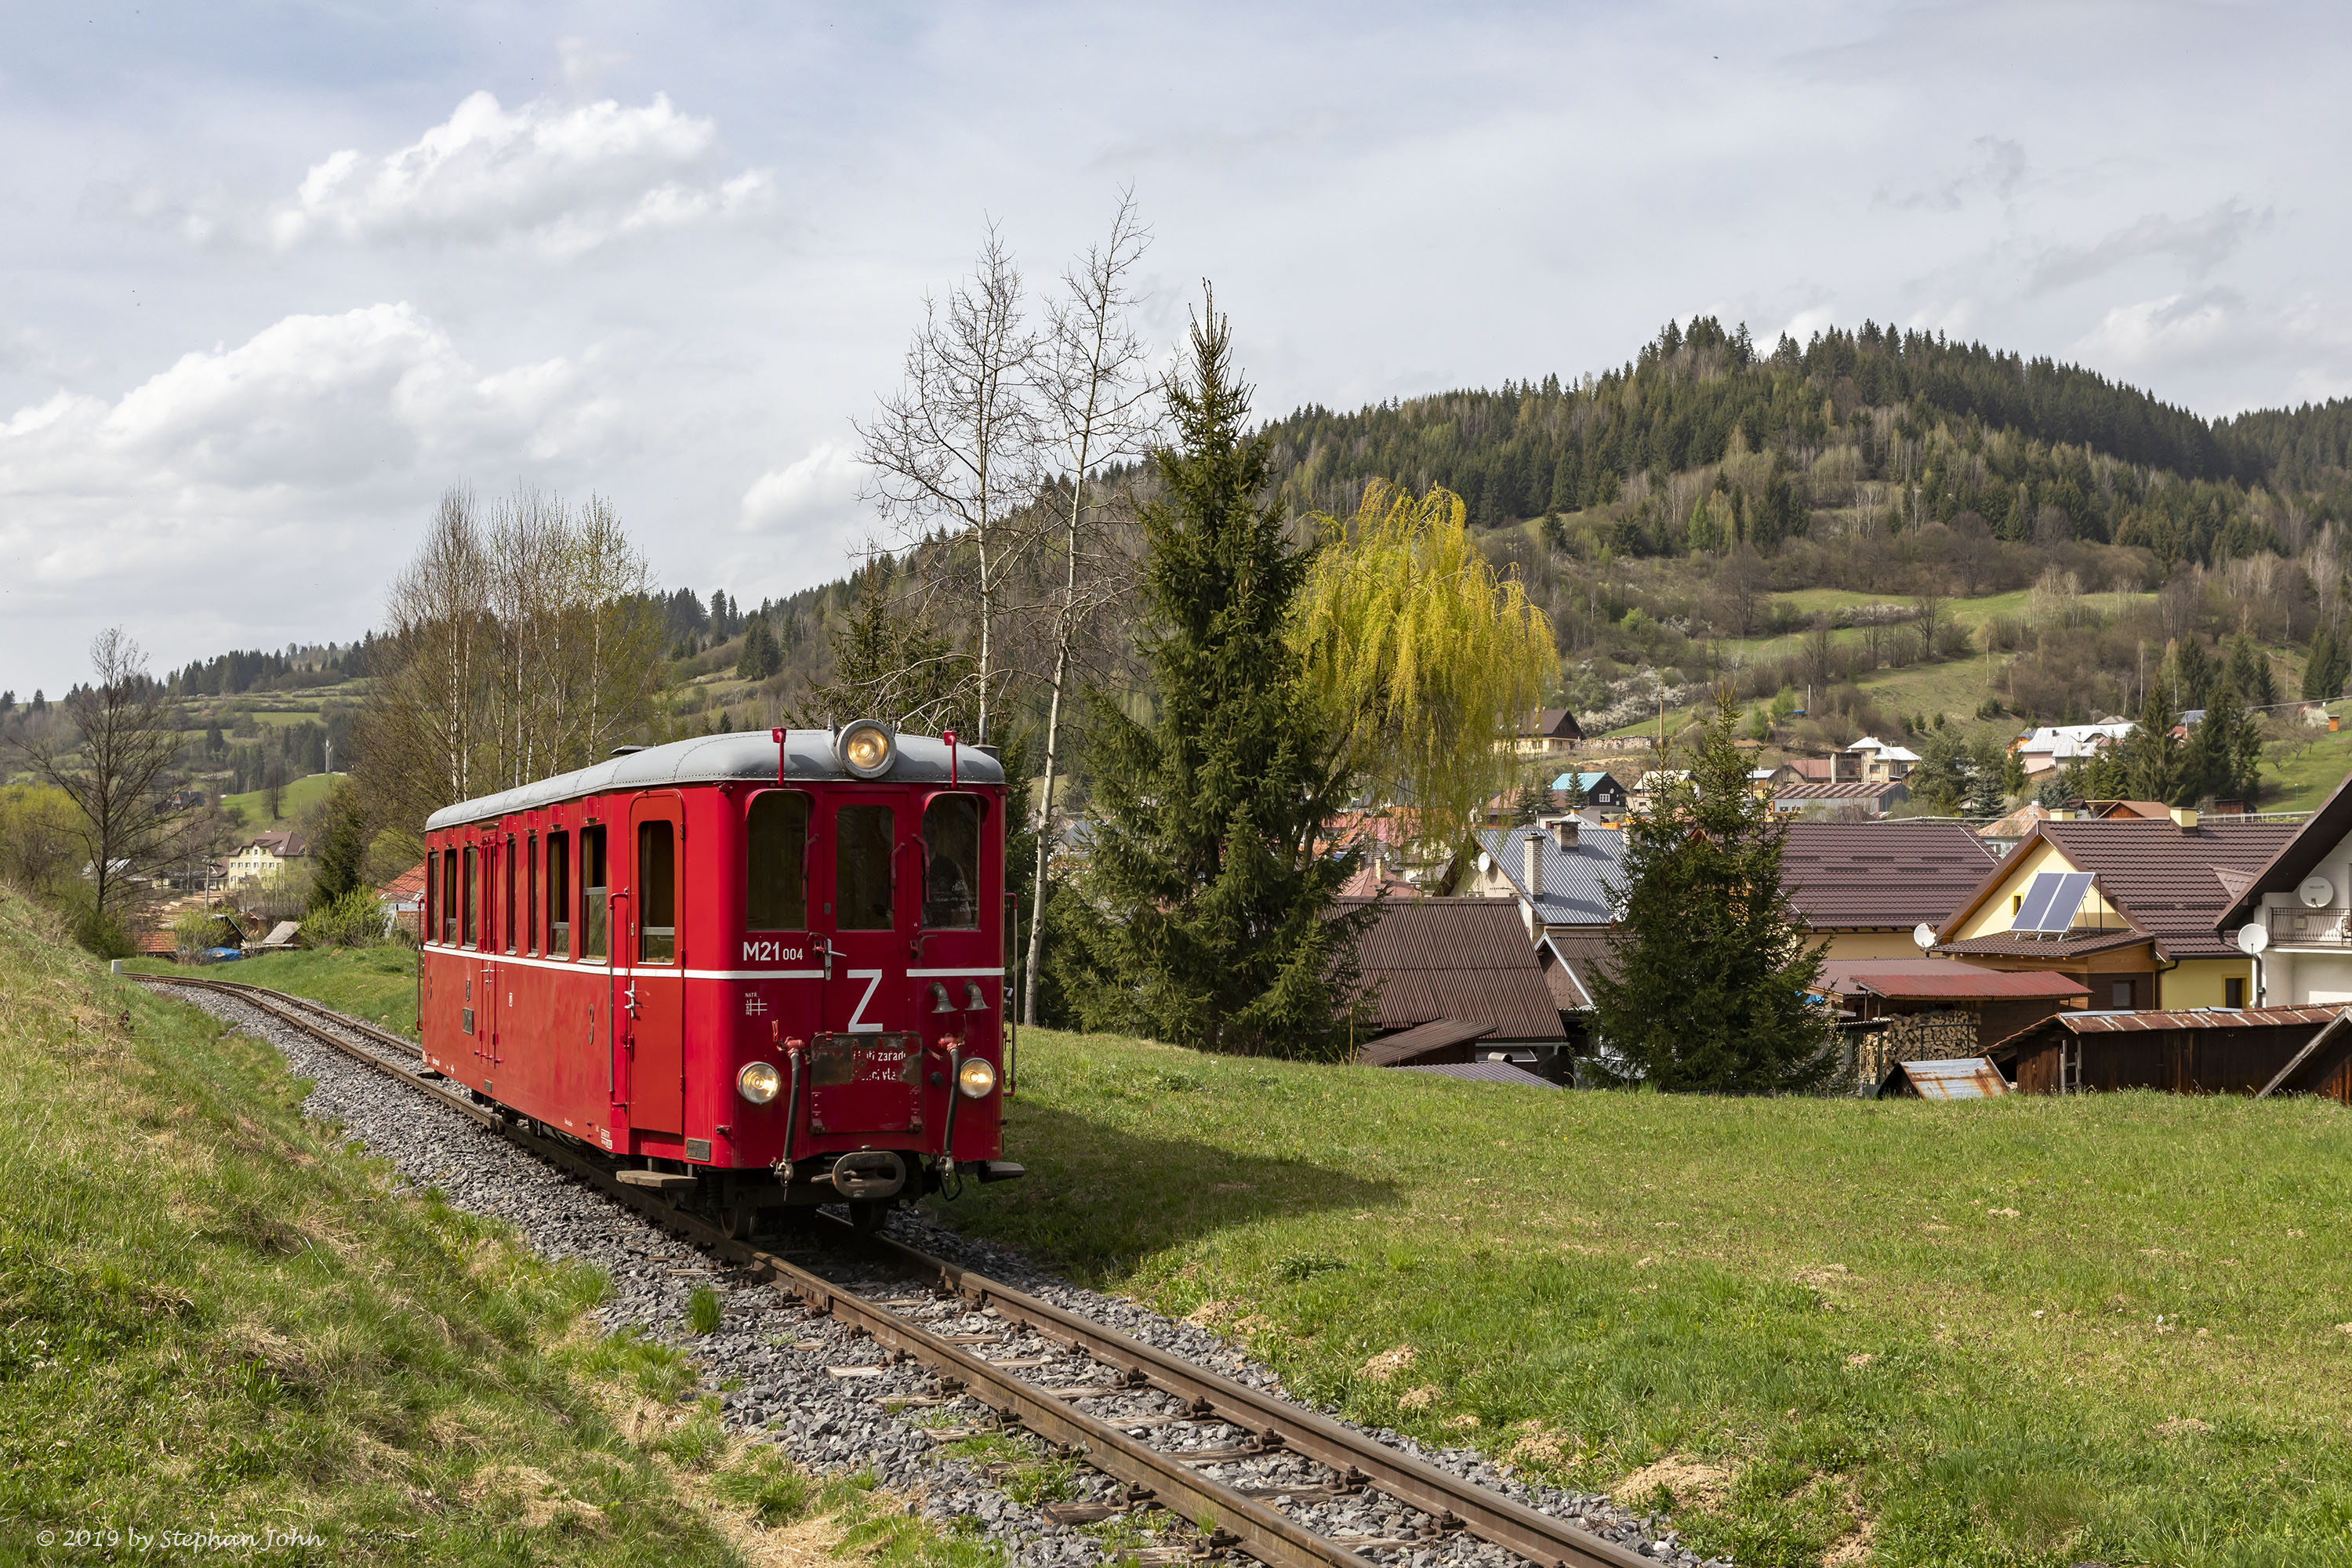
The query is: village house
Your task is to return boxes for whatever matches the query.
[222,829,308,890]
[1843,736,1920,782]
[1779,821,1999,958]
[1771,780,1909,817]
[1340,896,1577,1078]
[1468,817,1624,938]
[1548,769,1629,816]
[1930,811,2296,1010]
[2214,768,2352,1006]
[1505,708,1584,758]
[1630,769,1690,813]
[2011,719,2133,779]
[377,862,428,942]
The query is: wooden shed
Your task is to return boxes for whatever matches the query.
[1987,1006,2352,1102]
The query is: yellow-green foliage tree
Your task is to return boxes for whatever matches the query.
[1291,481,1557,880]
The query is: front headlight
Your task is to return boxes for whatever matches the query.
[956,1057,997,1098]
[737,1061,782,1105]
[836,720,896,779]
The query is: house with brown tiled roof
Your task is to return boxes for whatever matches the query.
[1778,822,2000,959]
[1931,811,2297,1011]
[1340,897,1573,1076]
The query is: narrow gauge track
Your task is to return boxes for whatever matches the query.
[136,974,1664,1568]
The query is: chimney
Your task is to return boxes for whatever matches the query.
[1548,815,1578,851]
[2171,806,2200,830]
[1523,830,1543,898]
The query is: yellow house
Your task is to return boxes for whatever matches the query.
[1779,821,1998,960]
[223,829,308,890]
[1932,812,2295,1011]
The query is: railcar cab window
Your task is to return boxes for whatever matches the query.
[425,855,437,947]
[547,830,571,956]
[441,848,458,945]
[746,792,810,931]
[638,821,677,964]
[837,804,895,930]
[921,795,982,928]
[525,836,539,956]
[463,846,478,948]
[582,826,608,960]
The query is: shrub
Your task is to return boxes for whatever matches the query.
[299,886,389,949]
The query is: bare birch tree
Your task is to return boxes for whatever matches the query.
[16,628,185,916]
[855,223,1040,743]
[358,485,662,828]
[1022,194,1160,1025]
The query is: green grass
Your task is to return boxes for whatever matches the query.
[937,1029,2352,1566]
[2,897,997,1566]
[220,770,341,826]
[126,946,421,1039]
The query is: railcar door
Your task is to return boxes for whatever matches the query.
[624,797,685,1136]
[809,793,920,1137]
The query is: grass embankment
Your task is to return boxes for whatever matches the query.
[0,901,971,1566]
[219,771,340,826]
[944,1029,2352,1567]
[125,946,422,1039]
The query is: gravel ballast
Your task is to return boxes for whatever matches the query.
[165,984,1722,1568]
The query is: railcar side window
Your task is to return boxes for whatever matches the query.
[746,792,810,930]
[463,847,478,948]
[920,795,982,929]
[581,827,608,960]
[547,830,571,956]
[503,836,517,953]
[425,854,437,946]
[836,804,895,930]
[638,821,677,964]
[525,837,539,956]
[441,848,458,945]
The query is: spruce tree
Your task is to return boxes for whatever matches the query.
[2303,625,2349,702]
[1069,296,1367,1058]
[2227,630,2277,710]
[1590,701,1835,1092]
[2119,684,2181,803]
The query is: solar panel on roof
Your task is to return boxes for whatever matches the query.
[2034,871,2096,932]
[2011,872,2063,931]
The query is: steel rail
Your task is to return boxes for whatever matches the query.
[132,975,1653,1568]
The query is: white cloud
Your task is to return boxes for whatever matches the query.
[267,89,771,257]
[0,303,611,626]
[738,441,862,536]
[2029,201,2266,295]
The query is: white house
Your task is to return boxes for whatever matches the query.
[2218,771,2352,1005]
[2013,720,2135,779]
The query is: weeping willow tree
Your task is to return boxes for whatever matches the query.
[1291,481,1557,883]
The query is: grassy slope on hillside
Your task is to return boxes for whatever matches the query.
[126,946,423,1039]
[220,770,340,826]
[0,894,858,1566]
[941,1029,2352,1567]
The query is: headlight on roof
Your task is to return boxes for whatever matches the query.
[737,1061,782,1105]
[837,720,896,779]
[956,1057,997,1099]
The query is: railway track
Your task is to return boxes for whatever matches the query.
[136,973,1673,1568]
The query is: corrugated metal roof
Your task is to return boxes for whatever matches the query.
[1360,1018,1496,1065]
[2038,1004,2342,1034]
[1821,961,2089,1000]
[1393,1060,1561,1089]
[424,729,1004,830]
[1884,1057,2011,1098]
[1474,824,1626,926]
[1933,927,2150,959]
[1779,822,1998,930]
[1341,897,1570,1042]
[1775,782,1904,801]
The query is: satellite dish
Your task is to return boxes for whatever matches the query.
[2299,875,2335,909]
[1913,923,1936,951]
[2238,923,2269,955]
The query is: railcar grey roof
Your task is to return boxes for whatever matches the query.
[423,729,1004,831]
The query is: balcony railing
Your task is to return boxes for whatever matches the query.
[2268,908,2352,946]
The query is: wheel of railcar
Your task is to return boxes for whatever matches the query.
[721,1202,758,1241]
[849,1200,888,1235]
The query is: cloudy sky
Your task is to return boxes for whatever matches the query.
[4,1,2348,695]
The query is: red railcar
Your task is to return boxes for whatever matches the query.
[418,722,1020,1235]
